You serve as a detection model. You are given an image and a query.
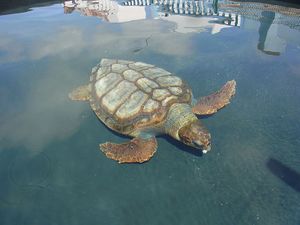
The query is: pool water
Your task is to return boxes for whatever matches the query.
[0,0,299,224]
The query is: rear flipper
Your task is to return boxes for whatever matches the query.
[100,137,157,163]
[69,84,91,101]
[192,80,236,116]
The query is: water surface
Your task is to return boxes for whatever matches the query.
[0,0,300,225]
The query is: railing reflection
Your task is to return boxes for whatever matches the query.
[63,0,242,32]
[63,0,300,55]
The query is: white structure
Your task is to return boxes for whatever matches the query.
[63,0,241,34]
[123,0,241,34]
[64,0,154,23]
[159,14,238,34]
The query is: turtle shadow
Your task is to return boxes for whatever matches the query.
[98,117,203,157]
[101,125,202,157]
[198,114,214,119]
[267,157,300,193]
[163,135,203,157]
[103,126,130,140]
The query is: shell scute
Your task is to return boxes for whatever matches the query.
[124,69,143,82]
[91,66,98,74]
[169,87,183,95]
[90,59,192,134]
[112,64,128,73]
[102,80,137,114]
[117,60,134,65]
[142,67,171,79]
[101,58,117,67]
[96,66,110,80]
[136,78,159,93]
[95,73,122,98]
[153,89,171,101]
[143,99,160,113]
[162,96,178,106]
[116,91,148,119]
[156,75,182,87]
[129,62,154,71]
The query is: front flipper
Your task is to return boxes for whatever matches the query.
[192,80,236,116]
[69,84,91,101]
[100,137,157,163]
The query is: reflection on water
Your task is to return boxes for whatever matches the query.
[1,0,300,225]
[64,0,156,22]
[64,0,241,33]
[63,0,300,54]
[219,1,300,55]
[0,61,87,153]
[257,11,283,56]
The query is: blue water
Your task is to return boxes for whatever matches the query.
[0,1,300,224]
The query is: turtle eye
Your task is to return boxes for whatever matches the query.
[183,136,192,144]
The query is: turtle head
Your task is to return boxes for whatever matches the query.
[178,120,211,153]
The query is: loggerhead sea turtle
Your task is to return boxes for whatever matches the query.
[69,59,236,163]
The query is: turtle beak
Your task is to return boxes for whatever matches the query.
[202,145,211,154]
[192,140,211,153]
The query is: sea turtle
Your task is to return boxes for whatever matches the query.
[69,59,236,163]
